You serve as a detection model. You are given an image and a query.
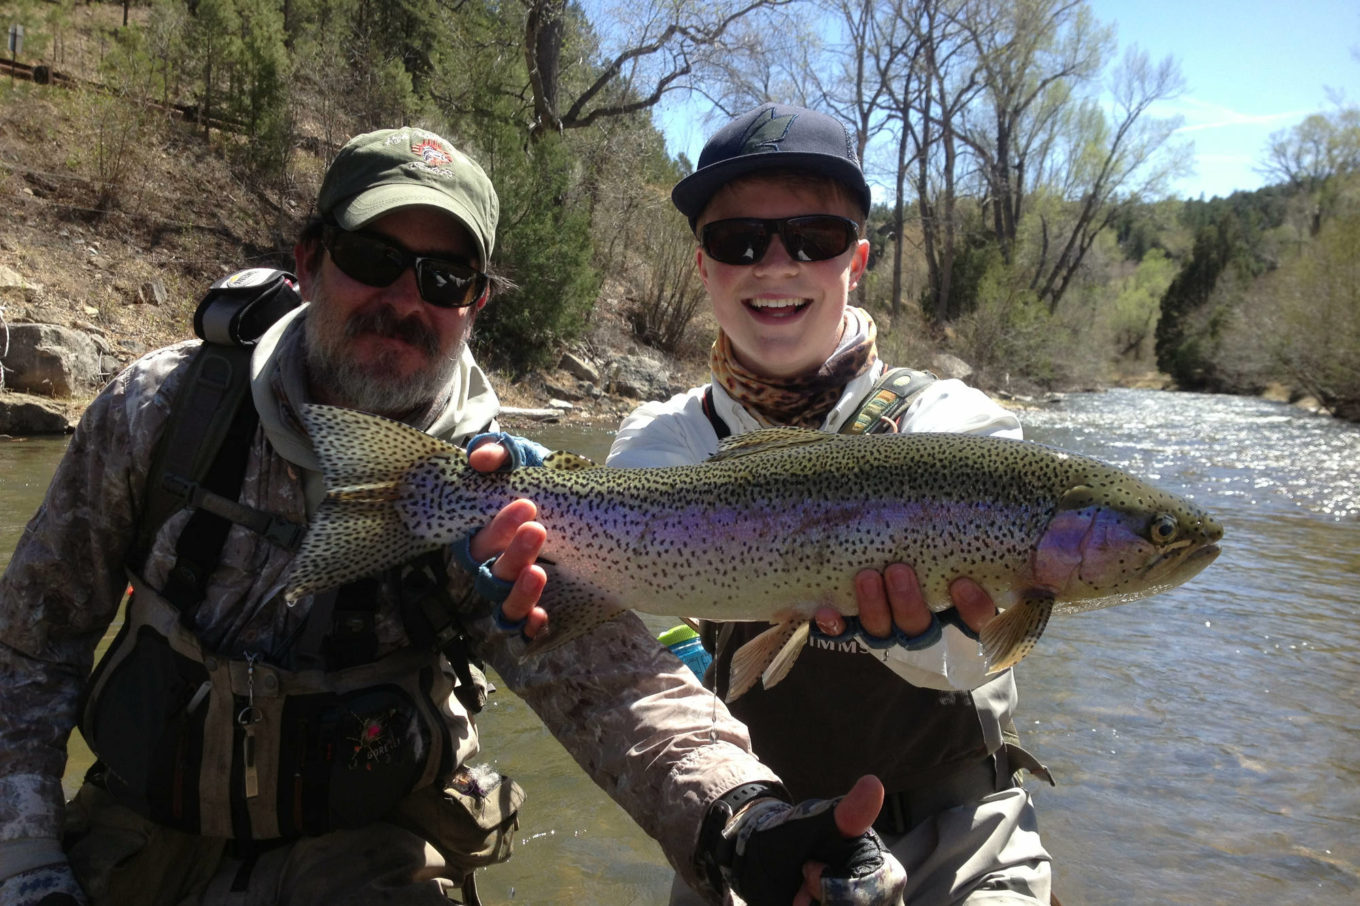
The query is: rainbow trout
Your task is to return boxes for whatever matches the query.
[286,405,1223,698]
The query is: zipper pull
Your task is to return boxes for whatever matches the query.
[239,652,263,799]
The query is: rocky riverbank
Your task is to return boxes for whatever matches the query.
[0,306,1046,437]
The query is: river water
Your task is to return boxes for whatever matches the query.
[2,388,1357,904]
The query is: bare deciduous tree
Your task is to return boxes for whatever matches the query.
[1031,47,1187,311]
[522,0,796,137]
[956,0,1108,263]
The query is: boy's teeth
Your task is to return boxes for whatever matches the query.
[748,298,805,309]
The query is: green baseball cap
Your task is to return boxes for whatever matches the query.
[316,127,499,265]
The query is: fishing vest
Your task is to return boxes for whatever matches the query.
[80,270,489,840]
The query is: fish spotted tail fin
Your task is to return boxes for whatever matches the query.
[284,405,464,603]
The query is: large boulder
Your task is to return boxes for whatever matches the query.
[2,323,105,398]
[0,396,72,435]
[929,353,974,381]
[558,350,601,384]
[606,352,672,400]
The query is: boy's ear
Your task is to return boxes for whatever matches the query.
[847,238,870,289]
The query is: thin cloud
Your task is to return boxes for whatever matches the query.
[1165,96,1315,133]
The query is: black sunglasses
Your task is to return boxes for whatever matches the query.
[699,215,861,266]
[322,226,489,309]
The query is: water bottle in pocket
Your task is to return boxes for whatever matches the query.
[658,624,713,681]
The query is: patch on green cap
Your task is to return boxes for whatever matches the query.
[317,127,499,265]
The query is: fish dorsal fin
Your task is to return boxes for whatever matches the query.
[1058,485,1098,510]
[708,426,833,463]
[543,450,598,471]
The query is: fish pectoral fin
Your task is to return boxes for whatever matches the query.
[761,621,810,691]
[725,619,808,702]
[978,594,1054,674]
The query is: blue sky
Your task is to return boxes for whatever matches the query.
[1101,0,1359,199]
[653,0,1359,202]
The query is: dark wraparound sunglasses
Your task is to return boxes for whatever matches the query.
[322,226,489,309]
[699,215,861,266]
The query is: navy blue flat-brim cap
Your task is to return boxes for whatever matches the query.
[671,103,871,225]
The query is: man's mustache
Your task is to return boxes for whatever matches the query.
[345,306,439,357]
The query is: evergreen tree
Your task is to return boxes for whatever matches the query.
[472,129,599,372]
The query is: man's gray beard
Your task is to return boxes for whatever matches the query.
[304,304,463,419]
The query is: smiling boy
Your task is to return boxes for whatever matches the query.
[609,103,1054,905]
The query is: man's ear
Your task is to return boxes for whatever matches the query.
[293,239,323,298]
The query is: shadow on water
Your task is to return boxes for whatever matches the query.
[4,390,1360,904]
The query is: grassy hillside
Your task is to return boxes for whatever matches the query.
[0,3,680,424]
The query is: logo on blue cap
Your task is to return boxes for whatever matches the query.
[739,110,797,155]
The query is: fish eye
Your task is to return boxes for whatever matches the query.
[1150,514,1179,544]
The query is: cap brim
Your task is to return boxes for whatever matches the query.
[672,152,871,223]
[332,184,489,265]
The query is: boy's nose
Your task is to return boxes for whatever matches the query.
[753,234,800,272]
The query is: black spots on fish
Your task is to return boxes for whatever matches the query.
[302,404,464,488]
[544,450,597,471]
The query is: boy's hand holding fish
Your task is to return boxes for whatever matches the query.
[815,568,1001,691]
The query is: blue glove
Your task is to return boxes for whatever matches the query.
[0,862,88,906]
[465,432,550,470]
[456,432,548,633]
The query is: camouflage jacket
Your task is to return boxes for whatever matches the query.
[0,308,773,893]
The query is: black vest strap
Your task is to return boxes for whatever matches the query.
[701,385,732,440]
[141,344,264,623]
[837,367,938,435]
[398,554,488,714]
